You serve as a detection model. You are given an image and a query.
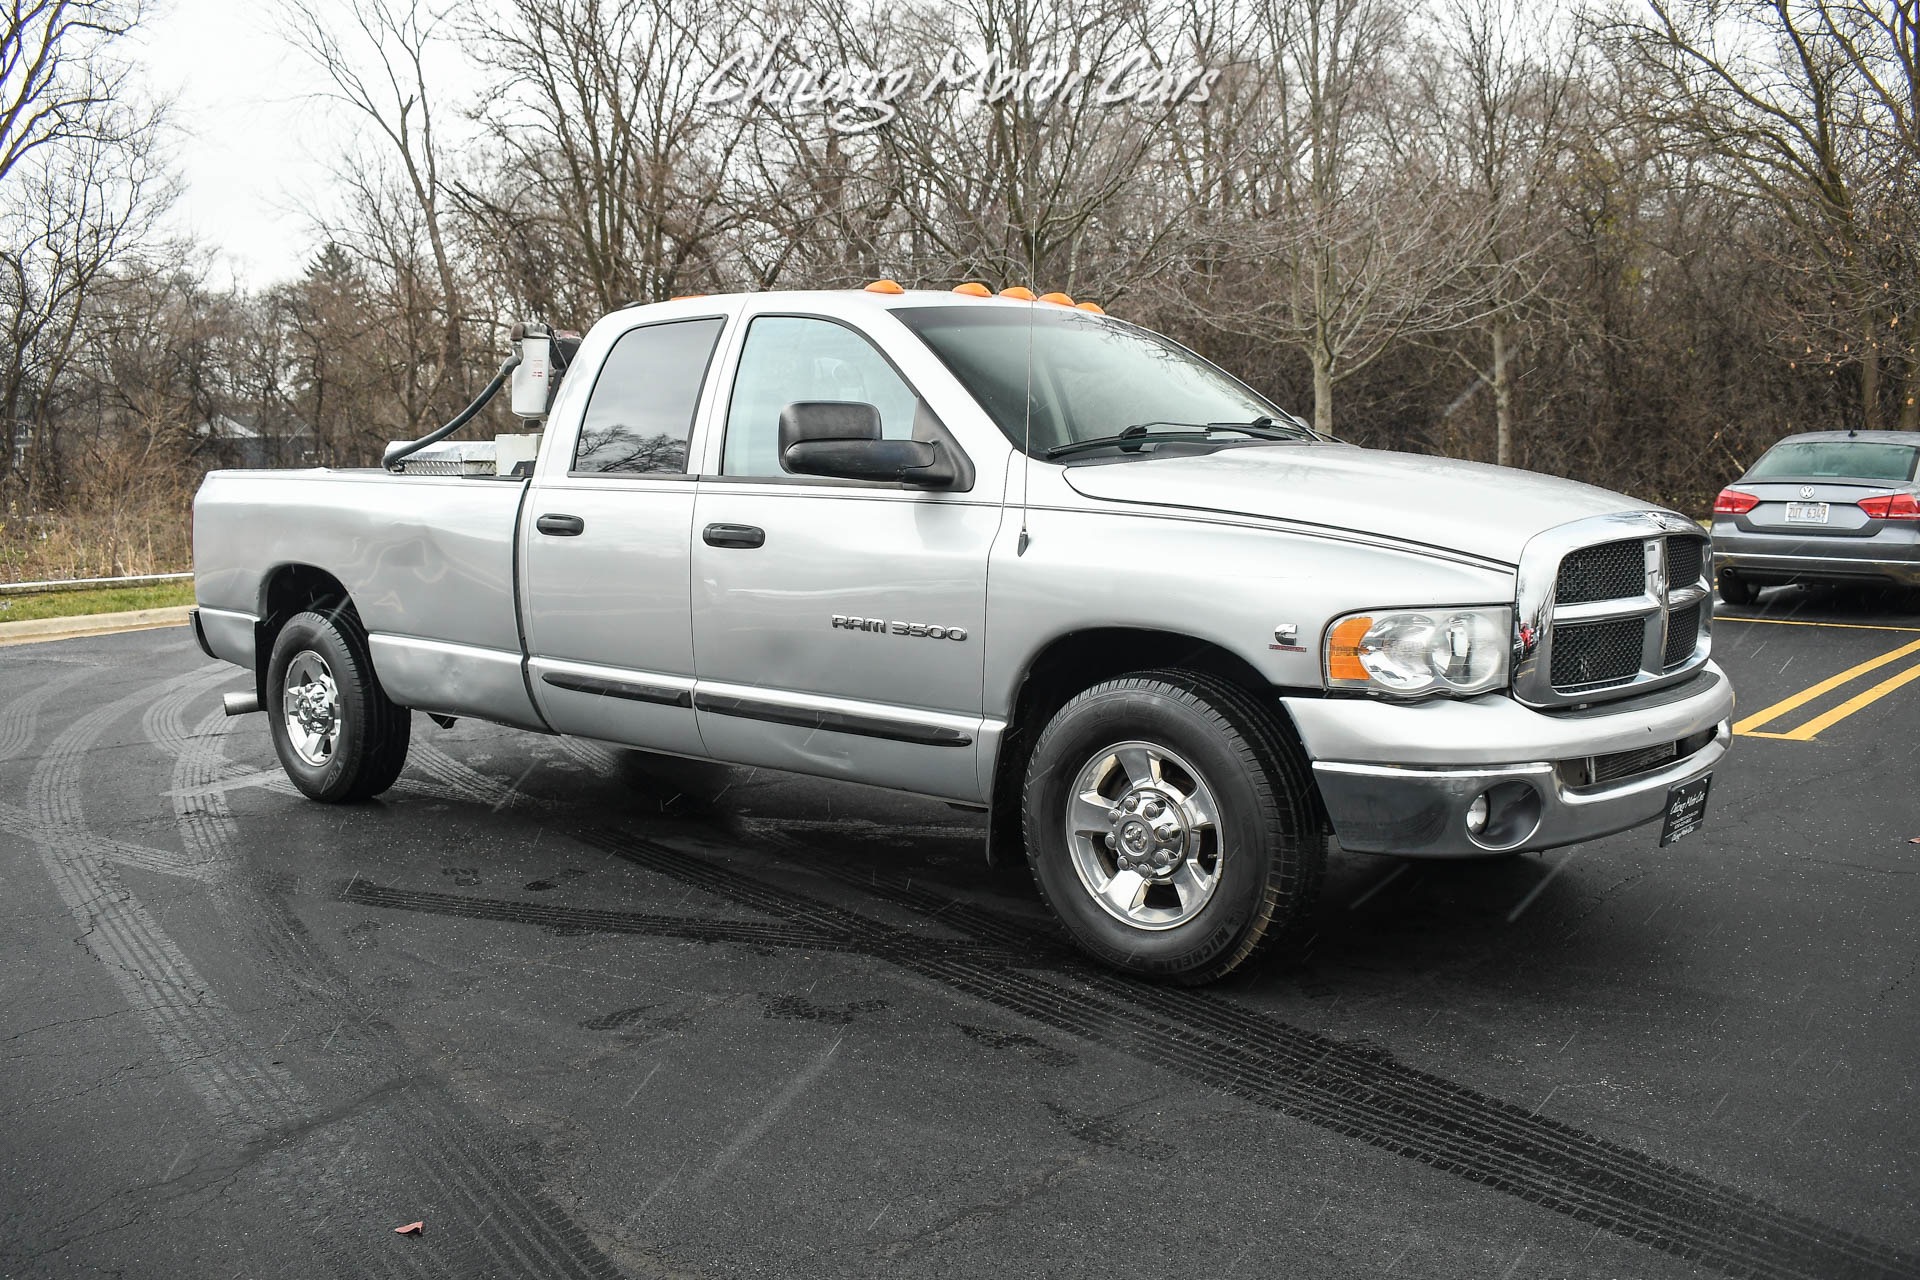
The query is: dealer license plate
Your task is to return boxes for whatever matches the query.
[1659,775,1712,846]
[1785,501,1829,524]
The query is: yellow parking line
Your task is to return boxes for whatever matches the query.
[1733,636,1920,735]
[1766,662,1920,741]
[1715,617,1920,634]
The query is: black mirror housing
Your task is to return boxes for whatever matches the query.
[777,401,959,488]
[779,401,882,452]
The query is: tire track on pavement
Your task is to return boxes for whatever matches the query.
[0,665,95,763]
[26,674,311,1142]
[140,675,624,1280]
[569,826,1916,1280]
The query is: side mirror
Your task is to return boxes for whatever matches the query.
[778,401,958,488]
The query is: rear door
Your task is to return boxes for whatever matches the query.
[688,311,1003,802]
[521,311,731,754]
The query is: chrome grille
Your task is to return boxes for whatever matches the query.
[1556,540,1644,604]
[1513,514,1714,708]
[1667,538,1703,590]
[1550,617,1643,689]
[1664,601,1702,668]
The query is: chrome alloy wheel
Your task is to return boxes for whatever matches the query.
[282,650,341,767]
[1064,740,1223,930]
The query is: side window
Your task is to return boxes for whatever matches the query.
[571,317,725,475]
[722,316,920,478]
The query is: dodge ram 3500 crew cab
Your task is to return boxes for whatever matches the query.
[192,286,1734,982]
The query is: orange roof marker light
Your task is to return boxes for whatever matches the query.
[998,286,1037,301]
[864,279,905,294]
[1075,301,1106,314]
[952,282,992,297]
[1038,291,1075,306]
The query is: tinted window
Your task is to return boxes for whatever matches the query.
[572,317,724,474]
[722,316,920,477]
[1746,441,1919,482]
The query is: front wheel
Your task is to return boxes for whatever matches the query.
[1022,670,1323,984]
[267,607,411,802]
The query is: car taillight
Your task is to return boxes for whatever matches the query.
[1713,488,1760,515]
[1857,492,1920,520]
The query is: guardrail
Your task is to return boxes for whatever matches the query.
[0,571,193,595]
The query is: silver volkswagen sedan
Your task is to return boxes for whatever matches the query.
[1712,430,1920,605]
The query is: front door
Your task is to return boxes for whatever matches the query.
[522,314,728,755]
[690,313,1002,801]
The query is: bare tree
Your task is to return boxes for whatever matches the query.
[463,0,750,317]
[1624,0,1917,428]
[0,116,171,503]
[1425,0,1577,465]
[1172,0,1499,434]
[280,0,470,415]
[0,0,142,184]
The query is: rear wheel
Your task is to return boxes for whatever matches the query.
[1716,570,1756,606]
[1022,670,1322,983]
[267,608,411,802]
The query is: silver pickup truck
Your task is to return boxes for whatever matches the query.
[192,285,1733,982]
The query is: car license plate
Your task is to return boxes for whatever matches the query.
[1659,775,1712,846]
[1785,501,1829,524]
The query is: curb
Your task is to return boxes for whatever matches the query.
[0,606,194,647]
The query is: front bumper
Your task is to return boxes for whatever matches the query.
[1281,664,1734,857]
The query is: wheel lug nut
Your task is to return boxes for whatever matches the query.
[1104,833,1117,849]
[1144,800,1164,818]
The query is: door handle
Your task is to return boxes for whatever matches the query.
[703,523,765,549]
[536,513,585,537]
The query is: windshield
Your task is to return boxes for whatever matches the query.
[896,306,1300,457]
[1745,440,1919,482]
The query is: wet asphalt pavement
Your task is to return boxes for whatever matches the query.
[2,586,1917,1280]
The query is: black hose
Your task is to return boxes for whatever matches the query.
[382,352,523,472]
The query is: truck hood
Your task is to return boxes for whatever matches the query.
[1059,443,1649,564]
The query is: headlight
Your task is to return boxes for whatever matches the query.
[1323,607,1511,697]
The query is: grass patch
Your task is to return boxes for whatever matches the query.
[0,580,195,623]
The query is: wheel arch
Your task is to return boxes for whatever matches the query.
[253,564,355,698]
[987,626,1319,863]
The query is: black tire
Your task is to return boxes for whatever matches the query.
[1716,570,1756,606]
[1021,669,1323,984]
[266,607,411,802]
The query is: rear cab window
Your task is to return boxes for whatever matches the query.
[571,317,727,476]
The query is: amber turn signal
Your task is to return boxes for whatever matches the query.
[1326,616,1373,682]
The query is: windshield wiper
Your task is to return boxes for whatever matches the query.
[1044,419,1309,460]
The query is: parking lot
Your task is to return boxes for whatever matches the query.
[2,587,1917,1280]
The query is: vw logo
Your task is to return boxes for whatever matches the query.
[1800,486,1815,499]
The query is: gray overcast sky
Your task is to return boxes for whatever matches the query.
[133,0,337,288]
[133,0,487,290]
